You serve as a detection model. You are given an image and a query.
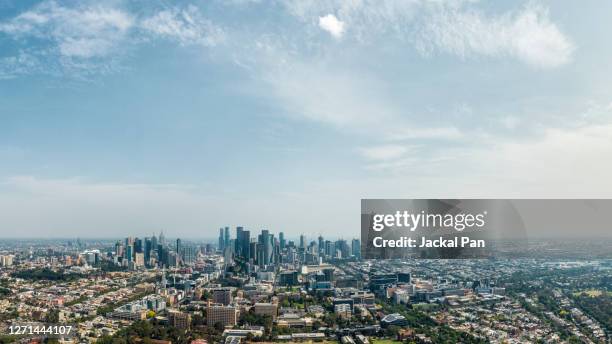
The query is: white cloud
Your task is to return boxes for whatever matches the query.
[476,123,612,191]
[0,1,134,59]
[318,14,345,39]
[140,5,225,47]
[0,2,224,78]
[233,38,467,141]
[415,4,574,68]
[359,122,612,197]
[284,0,573,68]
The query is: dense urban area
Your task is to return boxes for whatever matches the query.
[0,229,610,344]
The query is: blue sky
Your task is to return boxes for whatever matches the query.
[1,0,611,238]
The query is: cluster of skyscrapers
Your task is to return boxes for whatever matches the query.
[113,232,200,269]
[218,226,360,268]
[109,227,359,270]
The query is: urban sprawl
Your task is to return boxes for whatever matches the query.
[0,228,610,344]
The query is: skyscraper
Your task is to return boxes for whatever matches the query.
[181,245,196,265]
[279,232,286,250]
[218,228,224,251]
[224,226,230,249]
[299,234,305,250]
[324,240,333,257]
[144,237,152,266]
[249,241,258,263]
[318,235,324,255]
[351,239,361,258]
[258,230,273,266]
[134,238,143,254]
[235,227,250,259]
[236,226,243,256]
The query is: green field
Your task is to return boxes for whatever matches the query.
[371,339,402,344]
[572,289,612,297]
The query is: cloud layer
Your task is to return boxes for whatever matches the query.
[0,1,224,78]
[415,4,574,68]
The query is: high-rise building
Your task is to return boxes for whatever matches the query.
[235,226,250,259]
[351,239,361,258]
[134,238,143,254]
[299,235,305,250]
[279,232,286,250]
[144,237,152,266]
[181,245,197,265]
[206,303,239,327]
[126,245,133,262]
[219,227,225,251]
[134,252,145,267]
[258,230,273,266]
[213,288,233,305]
[224,227,230,249]
[150,234,157,249]
[335,239,350,259]
[249,242,258,264]
[115,241,123,257]
[235,226,243,256]
[324,240,333,257]
[169,311,191,330]
[318,235,324,255]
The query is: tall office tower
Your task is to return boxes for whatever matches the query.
[279,232,286,250]
[223,243,234,266]
[318,235,324,255]
[218,228,225,251]
[126,244,133,262]
[351,239,361,258]
[335,239,349,259]
[273,242,281,264]
[181,245,196,265]
[287,247,296,263]
[134,238,143,257]
[324,240,333,257]
[115,241,123,257]
[299,234,305,250]
[159,231,165,245]
[258,230,273,266]
[308,241,317,255]
[150,235,157,258]
[126,236,135,247]
[236,227,250,259]
[176,238,181,254]
[224,226,230,249]
[235,227,244,256]
[144,237,152,266]
[249,242,258,264]
[158,244,167,268]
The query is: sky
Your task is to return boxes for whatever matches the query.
[0,0,612,239]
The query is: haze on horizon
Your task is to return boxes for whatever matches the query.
[1,0,612,239]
